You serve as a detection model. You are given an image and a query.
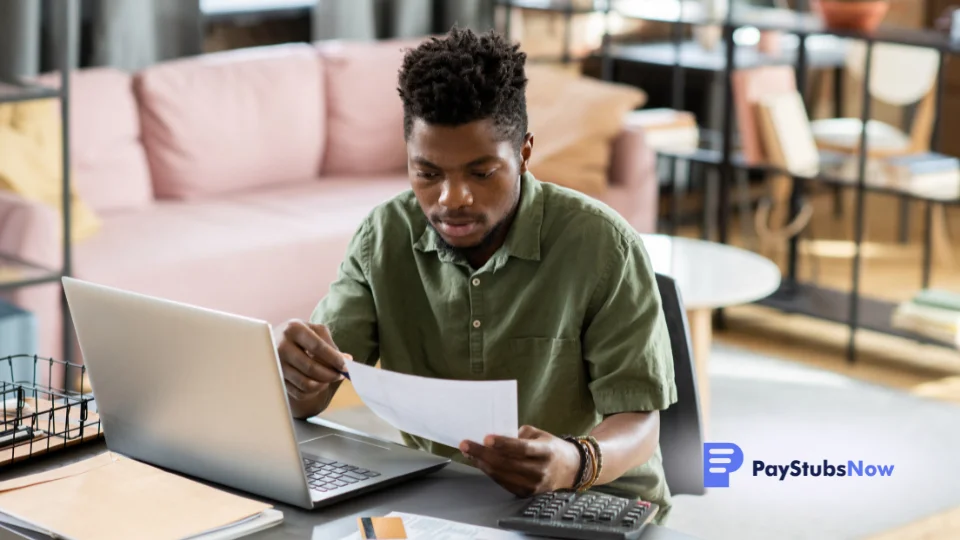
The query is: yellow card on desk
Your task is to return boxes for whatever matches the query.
[358,516,407,539]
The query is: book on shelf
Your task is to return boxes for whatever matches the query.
[731,65,798,165]
[624,108,700,152]
[884,152,960,200]
[891,290,960,347]
[756,91,820,178]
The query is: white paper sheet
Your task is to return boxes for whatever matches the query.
[345,362,517,449]
[335,512,527,540]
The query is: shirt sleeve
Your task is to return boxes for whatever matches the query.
[309,217,380,366]
[583,231,677,414]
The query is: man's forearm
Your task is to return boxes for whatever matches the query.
[588,411,660,485]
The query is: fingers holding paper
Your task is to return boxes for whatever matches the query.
[459,425,580,498]
[276,320,352,416]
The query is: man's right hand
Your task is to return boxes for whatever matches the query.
[276,320,350,418]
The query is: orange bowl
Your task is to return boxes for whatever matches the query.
[818,1,889,33]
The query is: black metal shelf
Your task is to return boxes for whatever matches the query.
[733,9,960,53]
[757,282,957,350]
[0,1,75,373]
[601,38,848,72]
[0,253,63,292]
[498,1,960,52]
[494,0,609,15]
[654,139,960,206]
[0,81,59,105]
[497,0,960,361]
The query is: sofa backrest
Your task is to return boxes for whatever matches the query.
[134,42,325,200]
[38,68,154,213]
[316,38,424,177]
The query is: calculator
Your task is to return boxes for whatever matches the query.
[498,491,658,540]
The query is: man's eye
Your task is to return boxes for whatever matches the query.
[472,170,495,179]
[417,171,440,179]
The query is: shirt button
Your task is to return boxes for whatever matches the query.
[473,320,481,328]
[472,278,480,286]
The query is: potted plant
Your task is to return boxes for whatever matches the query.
[814,0,889,33]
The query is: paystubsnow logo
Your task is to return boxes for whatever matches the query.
[704,442,895,488]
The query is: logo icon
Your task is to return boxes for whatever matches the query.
[704,442,744,488]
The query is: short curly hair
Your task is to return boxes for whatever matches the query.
[397,27,529,149]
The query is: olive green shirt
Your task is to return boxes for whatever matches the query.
[311,172,678,522]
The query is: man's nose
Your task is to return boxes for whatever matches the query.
[439,178,473,209]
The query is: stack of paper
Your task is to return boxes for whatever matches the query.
[884,152,960,200]
[892,289,960,347]
[0,452,283,540]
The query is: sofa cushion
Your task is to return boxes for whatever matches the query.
[37,68,154,213]
[74,176,410,325]
[525,64,646,198]
[316,38,424,176]
[135,43,325,200]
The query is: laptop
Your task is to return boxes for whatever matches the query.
[61,277,450,510]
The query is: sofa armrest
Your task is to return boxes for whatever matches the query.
[0,191,60,270]
[608,124,659,234]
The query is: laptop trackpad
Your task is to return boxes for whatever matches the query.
[300,434,391,459]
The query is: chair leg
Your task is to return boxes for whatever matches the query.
[933,204,954,267]
[687,309,712,438]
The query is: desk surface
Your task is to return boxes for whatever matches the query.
[0,421,702,540]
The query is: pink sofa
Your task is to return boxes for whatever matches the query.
[0,40,658,367]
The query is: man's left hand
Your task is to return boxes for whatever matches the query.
[459,425,581,498]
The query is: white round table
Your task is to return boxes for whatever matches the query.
[640,234,781,431]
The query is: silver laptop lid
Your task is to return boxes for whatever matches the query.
[62,277,312,508]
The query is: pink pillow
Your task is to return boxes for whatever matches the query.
[135,43,325,200]
[316,38,424,176]
[37,68,154,213]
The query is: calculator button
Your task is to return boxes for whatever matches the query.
[523,509,538,517]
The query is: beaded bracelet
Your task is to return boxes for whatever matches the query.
[561,436,594,491]
[585,435,603,488]
[579,437,599,491]
[562,436,587,490]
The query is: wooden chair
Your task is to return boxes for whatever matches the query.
[809,41,952,264]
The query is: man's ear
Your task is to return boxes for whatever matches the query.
[519,132,534,175]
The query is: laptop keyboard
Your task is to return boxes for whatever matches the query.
[302,456,382,493]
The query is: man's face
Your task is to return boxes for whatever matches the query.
[407,118,533,254]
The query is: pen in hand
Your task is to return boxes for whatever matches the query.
[337,352,353,381]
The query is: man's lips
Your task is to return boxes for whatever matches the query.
[437,220,480,238]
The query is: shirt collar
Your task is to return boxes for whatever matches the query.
[414,172,544,267]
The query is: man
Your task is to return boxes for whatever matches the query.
[277,27,677,522]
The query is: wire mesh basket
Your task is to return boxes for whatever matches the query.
[1,354,102,467]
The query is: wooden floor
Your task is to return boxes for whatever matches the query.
[708,188,960,539]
